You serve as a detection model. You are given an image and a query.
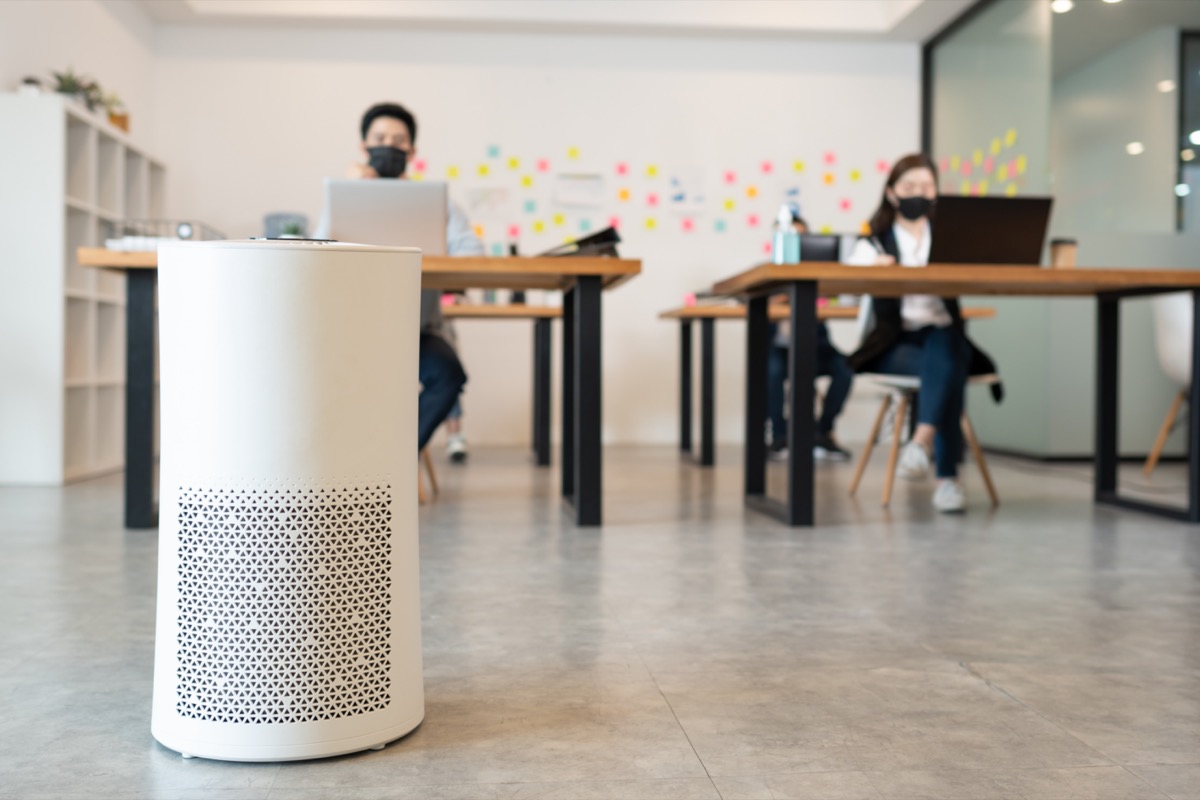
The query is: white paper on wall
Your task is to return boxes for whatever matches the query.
[552,174,605,208]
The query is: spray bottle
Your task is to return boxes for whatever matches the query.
[772,204,801,264]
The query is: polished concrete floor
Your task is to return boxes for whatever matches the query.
[1,444,1198,800]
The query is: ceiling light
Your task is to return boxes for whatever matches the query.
[1050,0,1073,13]
[1102,0,1122,4]
[1158,80,1176,93]
[1126,142,1145,155]
[1191,131,1200,146]
[1183,149,1197,162]
[1176,184,1192,198]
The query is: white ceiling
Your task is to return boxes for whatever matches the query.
[132,0,975,41]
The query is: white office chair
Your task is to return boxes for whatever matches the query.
[1144,292,1193,477]
[847,297,1000,508]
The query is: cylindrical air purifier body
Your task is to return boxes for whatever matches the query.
[152,240,423,761]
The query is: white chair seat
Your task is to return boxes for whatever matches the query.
[863,373,999,392]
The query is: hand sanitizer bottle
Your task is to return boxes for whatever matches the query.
[772,205,800,264]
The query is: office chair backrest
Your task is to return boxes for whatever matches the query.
[1154,292,1193,388]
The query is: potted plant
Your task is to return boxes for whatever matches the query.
[51,67,101,112]
[18,76,42,96]
[279,221,305,239]
[103,92,128,132]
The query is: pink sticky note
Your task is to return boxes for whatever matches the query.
[413,158,428,173]
[961,161,972,176]
[682,218,695,232]
[647,193,659,207]
[536,158,550,172]
[817,297,829,308]
[876,159,890,173]
[839,198,852,211]
[823,151,837,166]
[747,213,760,228]
[761,160,774,174]
[684,292,697,307]
[507,224,521,238]
[440,293,455,307]
[608,215,621,230]
[983,156,994,173]
[940,158,949,173]
[724,170,737,184]
[1008,158,1018,176]
[762,241,773,255]
[616,162,629,176]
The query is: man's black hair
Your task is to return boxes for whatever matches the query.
[360,102,417,144]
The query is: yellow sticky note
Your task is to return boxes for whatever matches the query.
[521,175,534,188]
[723,198,735,211]
[477,164,489,177]
[1005,183,1018,197]
[793,160,806,172]
[978,180,990,196]
[473,224,484,238]
[508,157,520,170]
[819,224,833,235]
[553,213,565,226]
[823,172,835,186]
[645,217,657,230]
[1016,155,1027,175]
[849,169,862,182]
[997,164,1009,182]
[859,220,871,235]
[618,188,631,201]
[411,173,424,182]
[990,138,1001,156]
[973,149,983,166]
[447,166,460,179]
[532,220,545,233]
[646,165,659,178]
[1005,129,1017,147]
[960,180,971,195]
[950,155,961,171]
[567,147,580,160]
[746,186,758,199]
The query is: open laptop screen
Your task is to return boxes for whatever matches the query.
[928,195,1053,265]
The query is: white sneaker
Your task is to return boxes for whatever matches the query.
[447,434,468,464]
[933,480,966,513]
[896,440,932,481]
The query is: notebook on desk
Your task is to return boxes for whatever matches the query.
[929,195,1053,265]
[323,178,447,254]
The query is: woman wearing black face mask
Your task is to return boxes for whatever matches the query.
[845,153,1000,514]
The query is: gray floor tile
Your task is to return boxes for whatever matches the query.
[1127,765,1200,800]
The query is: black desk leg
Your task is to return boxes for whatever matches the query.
[744,294,769,498]
[571,277,603,526]
[1094,294,1119,500]
[562,289,575,500]
[125,270,158,529]
[532,317,552,467]
[680,320,693,455]
[786,281,817,526]
[700,317,715,467]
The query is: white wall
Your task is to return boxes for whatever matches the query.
[0,1,156,147]
[149,24,919,446]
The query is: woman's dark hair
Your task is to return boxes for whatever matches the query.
[868,153,939,236]
[360,102,418,144]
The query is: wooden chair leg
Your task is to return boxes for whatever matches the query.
[849,394,891,496]
[881,393,909,508]
[1144,389,1186,478]
[422,447,439,496]
[417,471,428,505]
[961,413,998,508]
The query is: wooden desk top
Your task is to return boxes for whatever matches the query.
[76,248,640,292]
[712,262,1200,298]
[444,304,562,320]
[658,304,995,321]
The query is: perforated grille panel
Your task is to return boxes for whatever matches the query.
[174,484,393,724]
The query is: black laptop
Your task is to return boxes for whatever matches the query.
[928,195,1053,265]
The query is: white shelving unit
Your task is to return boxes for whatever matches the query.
[0,93,165,484]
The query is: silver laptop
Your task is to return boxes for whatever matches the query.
[322,178,447,254]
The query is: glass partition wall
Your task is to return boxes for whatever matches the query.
[926,0,1199,510]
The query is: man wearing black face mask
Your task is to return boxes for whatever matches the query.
[314,102,484,457]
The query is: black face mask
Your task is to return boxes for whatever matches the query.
[366,146,408,179]
[895,195,935,221]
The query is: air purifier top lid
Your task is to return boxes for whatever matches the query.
[159,239,422,255]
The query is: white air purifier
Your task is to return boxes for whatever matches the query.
[152,239,424,762]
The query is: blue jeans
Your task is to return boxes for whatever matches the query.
[868,325,970,478]
[418,333,467,451]
[767,322,854,445]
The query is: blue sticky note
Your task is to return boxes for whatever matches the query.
[487,144,500,159]
[524,200,537,213]
[579,218,593,233]
[714,219,727,233]
[490,242,504,256]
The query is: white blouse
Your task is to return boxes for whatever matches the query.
[846,223,952,331]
